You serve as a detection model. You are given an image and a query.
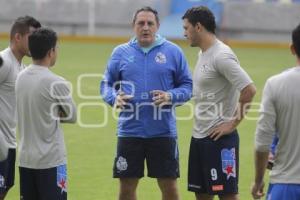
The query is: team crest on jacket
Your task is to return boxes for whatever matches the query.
[57,165,67,193]
[221,148,236,180]
[127,55,135,63]
[116,156,128,171]
[155,52,167,64]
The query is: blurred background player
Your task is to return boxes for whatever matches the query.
[0,16,41,200]
[16,28,77,200]
[252,23,300,200]
[100,6,192,200]
[182,6,256,200]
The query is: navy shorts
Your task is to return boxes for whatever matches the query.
[188,130,239,195]
[20,164,67,200]
[0,148,16,194]
[113,137,179,178]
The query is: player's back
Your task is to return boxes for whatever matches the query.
[16,64,68,169]
[267,67,300,183]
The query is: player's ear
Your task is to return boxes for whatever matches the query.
[14,33,22,42]
[195,22,202,33]
[48,48,54,58]
[156,17,160,29]
[290,44,296,55]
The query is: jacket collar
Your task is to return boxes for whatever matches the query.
[129,34,166,54]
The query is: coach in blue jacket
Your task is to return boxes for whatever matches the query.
[100,6,192,200]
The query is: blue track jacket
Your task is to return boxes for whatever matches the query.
[100,35,192,138]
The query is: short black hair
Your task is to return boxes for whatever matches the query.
[292,23,300,58]
[182,6,216,34]
[133,6,159,24]
[10,16,41,40]
[29,28,57,60]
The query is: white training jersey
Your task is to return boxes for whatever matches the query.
[256,66,300,184]
[193,39,253,138]
[16,64,77,169]
[0,47,25,148]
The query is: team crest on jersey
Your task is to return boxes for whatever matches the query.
[155,52,167,64]
[116,156,128,171]
[0,175,5,188]
[221,148,236,180]
[57,165,67,193]
[200,64,210,73]
[127,56,135,63]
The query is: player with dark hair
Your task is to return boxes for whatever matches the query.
[182,6,256,200]
[0,16,41,200]
[16,28,77,200]
[252,23,300,200]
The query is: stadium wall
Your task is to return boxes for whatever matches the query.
[0,0,299,47]
[220,1,300,43]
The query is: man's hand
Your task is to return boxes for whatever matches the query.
[209,121,236,141]
[114,91,133,109]
[267,152,275,170]
[209,83,256,141]
[59,109,67,118]
[251,181,265,200]
[151,90,171,106]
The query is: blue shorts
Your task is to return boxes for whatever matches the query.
[113,137,179,178]
[0,148,16,194]
[188,130,239,195]
[266,183,300,200]
[20,164,67,200]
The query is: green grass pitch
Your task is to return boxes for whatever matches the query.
[1,39,294,200]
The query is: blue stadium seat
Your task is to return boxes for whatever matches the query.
[159,0,223,39]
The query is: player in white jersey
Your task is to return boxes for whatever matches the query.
[0,16,41,200]
[252,24,300,200]
[182,6,256,200]
[16,28,76,200]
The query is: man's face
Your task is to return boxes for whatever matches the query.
[19,26,39,57]
[183,19,199,47]
[133,11,159,47]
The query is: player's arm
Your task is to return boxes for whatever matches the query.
[0,57,10,158]
[100,48,123,107]
[0,55,11,84]
[152,47,192,106]
[252,80,276,199]
[209,53,256,140]
[231,83,256,127]
[210,83,256,140]
[252,151,268,199]
[53,80,77,123]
